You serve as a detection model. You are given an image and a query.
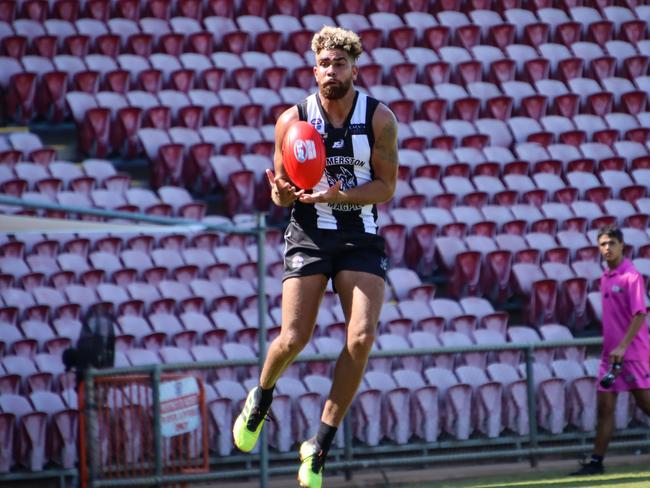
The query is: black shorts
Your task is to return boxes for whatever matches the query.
[282,221,388,283]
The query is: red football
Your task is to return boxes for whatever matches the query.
[281,120,326,190]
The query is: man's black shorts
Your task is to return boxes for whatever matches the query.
[282,221,388,282]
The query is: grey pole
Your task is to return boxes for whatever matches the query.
[257,213,269,488]
[525,346,539,468]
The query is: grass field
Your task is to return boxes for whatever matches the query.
[408,465,650,488]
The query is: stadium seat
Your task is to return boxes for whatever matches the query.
[392,369,439,442]
[29,390,77,467]
[455,365,503,438]
[275,377,321,445]
[363,370,412,444]
[423,367,472,440]
[66,92,110,157]
[551,359,596,432]
[518,361,566,434]
[0,394,46,471]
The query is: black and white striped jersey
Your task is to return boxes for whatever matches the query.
[290,90,380,234]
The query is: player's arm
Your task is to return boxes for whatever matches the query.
[266,106,304,207]
[609,274,649,363]
[299,103,398,205]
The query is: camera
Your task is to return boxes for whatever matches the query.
[599,362,622,389]
[63,308,115,382]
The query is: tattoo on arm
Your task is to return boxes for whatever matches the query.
[374,113,398,165]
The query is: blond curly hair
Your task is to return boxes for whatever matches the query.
[311,26,363,62]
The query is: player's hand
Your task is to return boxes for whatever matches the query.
[609,345,626,364]
[266,169,303,207]
[299,180,343,204]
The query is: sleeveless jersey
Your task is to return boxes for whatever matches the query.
[291,90,380,234]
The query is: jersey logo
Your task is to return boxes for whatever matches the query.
[310,118,323,131]
[332,139,344,149]
[326,166,356,190]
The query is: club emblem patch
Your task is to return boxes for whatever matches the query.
[310,118,323,131]
[289,254,305,270]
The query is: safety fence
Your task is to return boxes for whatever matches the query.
[76,338,650,488]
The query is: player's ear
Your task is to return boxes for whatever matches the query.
[351,62,358,82]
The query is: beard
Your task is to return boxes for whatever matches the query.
[321,78,352,100]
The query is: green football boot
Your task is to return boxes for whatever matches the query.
[298,438,325,488]
[232,387,268,452]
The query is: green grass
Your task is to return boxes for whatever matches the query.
[406,465,650,488]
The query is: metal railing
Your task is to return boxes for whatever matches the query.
[77,337,650,488]
[0,194,212,228]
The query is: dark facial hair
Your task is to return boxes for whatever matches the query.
[321,77,352,100]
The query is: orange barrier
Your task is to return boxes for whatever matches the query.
[79,374,209,488]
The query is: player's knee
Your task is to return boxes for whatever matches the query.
[278,330,310,356]
[347,330,375,360]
